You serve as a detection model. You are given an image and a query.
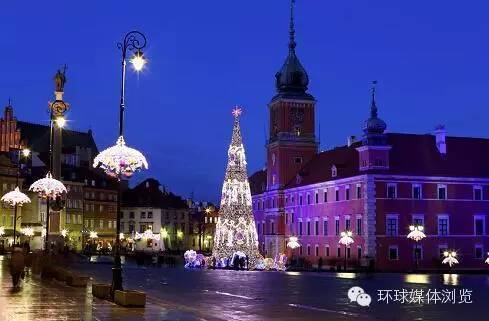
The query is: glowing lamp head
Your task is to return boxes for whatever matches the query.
[443,251,449,257]
[130,50,147,71]
[177,230,184,239]
[451,251,457,257]
[418,226,424,232]
[409,225,415,231]
[55,116,66,128]
[22,148,31,157]
[119,233,124,240]
[61,229,68,238]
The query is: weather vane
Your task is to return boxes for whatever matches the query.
[232,106,242,118]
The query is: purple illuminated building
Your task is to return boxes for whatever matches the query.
[249,4,489,271]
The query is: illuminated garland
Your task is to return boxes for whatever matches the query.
[1,187,31,206]
[212,108,262,269]
[93,135,148,178]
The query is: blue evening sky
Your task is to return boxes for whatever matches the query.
[1,1,489,202]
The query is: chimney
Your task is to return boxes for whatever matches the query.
[434,125,447,155]
[347,135,356,147]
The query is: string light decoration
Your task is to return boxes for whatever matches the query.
[21,227,34,237]
[89,231,98,239]
[442,251,459,268]
[93,136,148,178]
[134,229,160,241]
[212,107,261,269]
[61,229,69,238]
[0,226,5,237]
[1,187,31,206]
[29,172,67,199]
[287,236,301,249]
[407,225,426,242]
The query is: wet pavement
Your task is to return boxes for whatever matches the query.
[70,257,489,321]
[1,254,489,321]
[0,255,211,321]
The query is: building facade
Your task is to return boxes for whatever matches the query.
[121,178,189,251]
[249,6,489,271]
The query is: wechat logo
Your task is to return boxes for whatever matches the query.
[348,286,372,307]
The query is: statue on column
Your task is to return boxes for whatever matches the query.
[54,65,67,92]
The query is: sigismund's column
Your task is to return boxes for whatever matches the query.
[49,67,69,233]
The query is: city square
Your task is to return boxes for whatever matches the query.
[1,0,489,320]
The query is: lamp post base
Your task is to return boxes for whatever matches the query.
[111,261,123,299]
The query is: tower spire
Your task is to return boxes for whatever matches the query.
[289,0,296,51]
[370,80,378,118]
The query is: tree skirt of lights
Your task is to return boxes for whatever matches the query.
[184,250,206,268]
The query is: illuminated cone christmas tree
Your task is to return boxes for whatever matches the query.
[213,107,261,268]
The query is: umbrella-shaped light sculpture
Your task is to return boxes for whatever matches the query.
[29,172,66,250]
[93,136,148,179]
[442,251,459,268]
[1,187,31,206]
[339,231,354,271]
[407,225,426,271]
[2,186,31,245]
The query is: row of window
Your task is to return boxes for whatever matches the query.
[388,244,487,260]
[84,219,117,230]
[66,213,83,225]
[386,183,484,200]
[254,185,363,210]
[85,203,112,213]
[84,191,117,201]
[261,242,362,258]
[127,211,154,219]
[386,214,486,236]
[257,217,363,236]
[204,216,217,224]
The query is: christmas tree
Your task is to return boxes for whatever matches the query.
[212,107,261,269]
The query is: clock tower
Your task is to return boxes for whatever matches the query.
[266,0,317,190]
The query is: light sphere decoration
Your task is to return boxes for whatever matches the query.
[1,187,31,206]
[134,229,160,241]
[22,227,34,237]
[0,226,5,237]
[339,231,354,246]
[93,136,148,179]
[442,251,459,267]
[287,236,301,249]
[29,172,67,199]
[160,228,168,238]
[89,231,98,239]
[61,229,69,238]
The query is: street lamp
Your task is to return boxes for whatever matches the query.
[339,230,354,271]
[1,148,31,246]
[407,225,426,271]
[93,30,148,298]
[287,236,301,267]
[442,251,459,268]
[29,113,67,252]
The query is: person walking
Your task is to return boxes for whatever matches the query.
[10,246,25,290]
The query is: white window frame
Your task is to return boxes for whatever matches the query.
[386,214,399,236]
[437,184,447,200]
[412,214,425,227]
[437,214,450,236]
[474,215,486,235]
[413,244,423,260]
[387,183,397,199]
[345,215,351,231]
[356,184,362,199]
[345,186,350,200]
[388,245,399,261]
[473,185,483,201]
[412,183,422,199]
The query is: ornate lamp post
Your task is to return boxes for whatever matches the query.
[442,250,459,268]
[407,225,426,271]
[339,230,354,271]
[2,148,31,245]
[93,31,148,298]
